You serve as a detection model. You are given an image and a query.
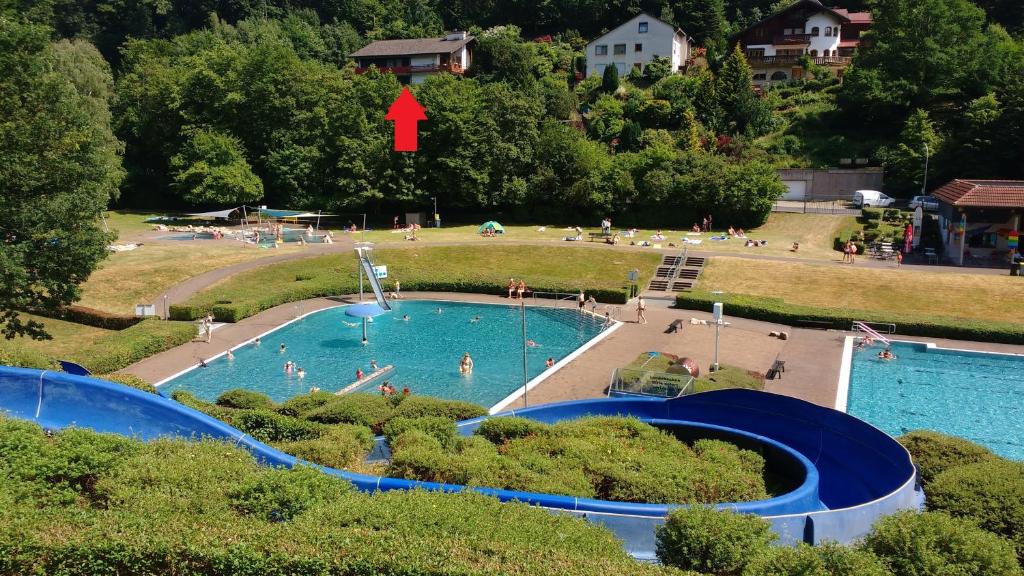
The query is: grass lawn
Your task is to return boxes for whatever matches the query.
[354,213,852,261]
[77,240,303,315]
[0,314,112,366]
[175,245,662,321]
[701,257,1024,326]
[624,353,763,393]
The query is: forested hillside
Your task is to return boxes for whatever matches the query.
[1,0,1022,224]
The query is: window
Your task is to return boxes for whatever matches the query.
[638,22,648,33]
[613,44,626,55]
[810,49,818,56]
[824,26,832,36]
[811,26,820,35]
[834,26,840,37]
[634,43,643,52]
[595,44,608,56]
[746,48,765,58]
[753,73,767,80]
[770,71,788,81]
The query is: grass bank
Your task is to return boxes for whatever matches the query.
[171,245,662,321]
[678,258,1024,343]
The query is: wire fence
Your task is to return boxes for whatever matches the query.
[772,197,862,215]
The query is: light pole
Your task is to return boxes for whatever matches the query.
[521,299,529,408]
[921,143,930,195]
[712,302,723,372]
[431,196,438,228]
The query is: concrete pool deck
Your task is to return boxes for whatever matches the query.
[121,292,1024,409]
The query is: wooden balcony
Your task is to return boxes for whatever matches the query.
[773,34,812,45]
[748,55,852,67]
[355,63,465,75]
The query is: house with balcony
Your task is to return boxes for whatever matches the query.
[585,13,692,78]
[350,31,473,84]
[730,0,871,86]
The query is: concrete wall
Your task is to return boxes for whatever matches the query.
[778,168,884,200]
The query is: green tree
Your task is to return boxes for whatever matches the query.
[644,56,672,83]
[170,128,264,205]
[877,109,942,195]
[0,21,123,339]
[717,44,772,135]
[676,0,728,52]
[601,64,619,93]
[681,108,704,153]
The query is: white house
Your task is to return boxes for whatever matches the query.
[350,31,473,85]
[585,13,692,78]
[730,0,872,86]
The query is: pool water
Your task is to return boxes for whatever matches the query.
[847,341,1024,460]
[159,300,610,408]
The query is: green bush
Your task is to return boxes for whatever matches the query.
[0,344,59,369]
[863,511,1021,576]
[28,304,143,330]
[233,410,325,443]
[275,391,339,418]
[742,543,892,576]
[274,424,374,469]
[656,507,776,574]
[897,430,995,485]
[216,388,275,410]
[476,416,546,444]
[98,373,158,394]
[927,459,1024,564]
[71,319,197,373]
[304,394,394,432]
[390,395,488,422]
[384,416,457,450]
[229,465,352,522]
[676,291,1024,344]
[0,416,663,576]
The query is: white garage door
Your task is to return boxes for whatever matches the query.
[782,180,807,200]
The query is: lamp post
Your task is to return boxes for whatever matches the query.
[521,298,529,408]
[431,196,438,228]
[712,302,723,372]
[921,143,930,195]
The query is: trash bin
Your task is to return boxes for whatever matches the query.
[1011,262,1020,276]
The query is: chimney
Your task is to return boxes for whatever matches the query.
[446,30,467,41]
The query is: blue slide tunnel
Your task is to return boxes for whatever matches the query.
[0,367,922,560]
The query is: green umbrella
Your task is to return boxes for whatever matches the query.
[478,221,504,234]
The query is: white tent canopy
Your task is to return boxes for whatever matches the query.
[186,208,242,219]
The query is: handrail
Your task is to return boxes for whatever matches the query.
[852,321,891,345]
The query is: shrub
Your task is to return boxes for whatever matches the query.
[743,543,891,576]
[390,395,488,422]
[216,388,275,410]
[233,410,325,443]
[305,394,394,432]
[274,424,374,469]
[863,511,1021,576]
[476,416,547,444]
[28,304,142,330]
[229,465,352,522]
[0,345,58,369]
[384,416,457,450]
[71,319,197,373]
[927,459,1024,564]
[99,373,158,394]
[897,430,995,485]
[386,430,450,482]
[275,391,339,418]
[656,507,776,574]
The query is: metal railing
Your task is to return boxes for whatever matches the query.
[530,291,579,308]
[608,368,695,398]
[772,196,862,215]
[749,55,852,66]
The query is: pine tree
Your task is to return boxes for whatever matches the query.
[879,109,942,194]
[681,108,704,153]
[601,64,619,93]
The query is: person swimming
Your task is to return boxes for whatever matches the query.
[284,360,294,373]
[526,339,540,348]
[296,367,305,378]
[470,315,481,323]
[459,352,474,374]
[342,321,359,327]
[356,367,364,380]
[436,307,443,314]
[400,314,410,321]
[254,337,261,346]
[545,357,554,368]
[279,343,286,354]
[370,359,379,371]
[198,358,208,368]
[878,348,896,360]
[226,349,234,361]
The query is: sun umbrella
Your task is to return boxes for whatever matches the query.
[345,303,388,342]
[478,221,504,234]
[904,223,914,255]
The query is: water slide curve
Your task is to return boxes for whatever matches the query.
[0,367,922,560]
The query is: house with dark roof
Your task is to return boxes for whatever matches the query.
[730,0,871,86]
[350,32,473,84]
[931,179,1024,265]
[585,13,692,78]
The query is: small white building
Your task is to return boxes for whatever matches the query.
[350,31,473,85]
[585,13,692,78]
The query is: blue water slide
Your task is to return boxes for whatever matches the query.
[0,367,922,561]
[358,255,391,311]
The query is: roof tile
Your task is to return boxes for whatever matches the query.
[932,179,1024,208]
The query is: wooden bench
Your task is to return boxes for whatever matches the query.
[665,319,684,334]
[765,359,786,380]
[588,232,611,242]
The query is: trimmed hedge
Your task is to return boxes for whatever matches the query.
[99,373,159,395]
[676,291,1024,344]
[927,459,1024,564]
[0,416,670,576]
[656,507,776,575]
[304,394,396,432]
[742,543,892,576]
[383,416,457,450]
[70,319,198,373]
[476,416,547,444]
[28,304,143,330]
[863,511,1021,576]
[390,395,488,422]
[216,388,276,410]
[897,430,996,485]
[274,424,375,469]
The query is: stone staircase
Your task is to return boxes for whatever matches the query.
[647,251,706,293]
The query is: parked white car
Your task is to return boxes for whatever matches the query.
[908,195,940,211]
[853,190,895,208]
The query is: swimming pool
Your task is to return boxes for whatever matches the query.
[846,341,1024,460]
[158,300,612,409]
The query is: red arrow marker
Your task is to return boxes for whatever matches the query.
[385,86,427,152]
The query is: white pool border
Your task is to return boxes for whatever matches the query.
[154,298,623,413]
[835,336,1024,413]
